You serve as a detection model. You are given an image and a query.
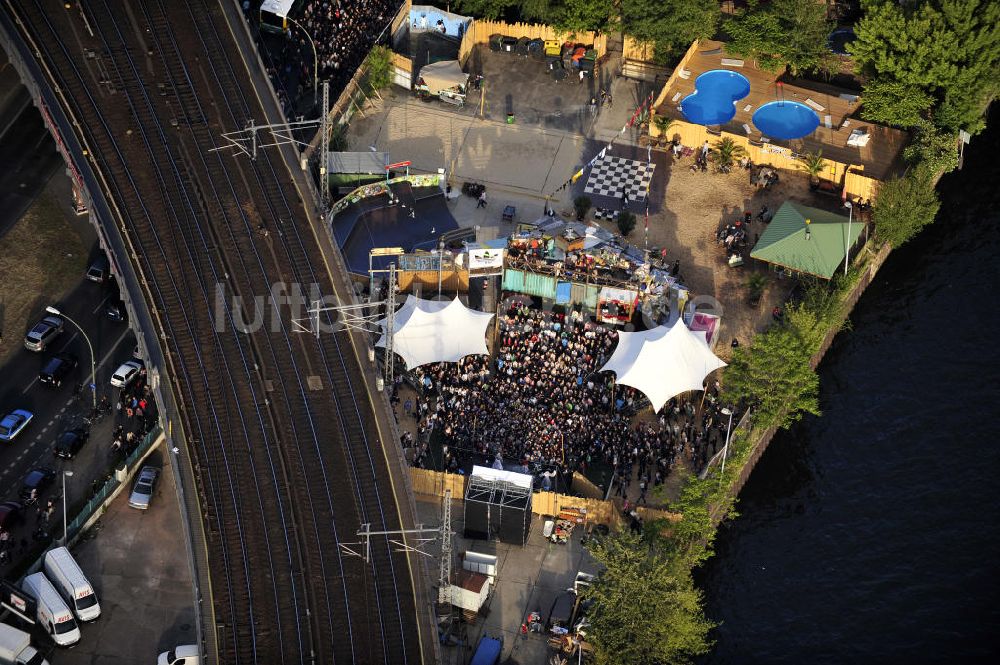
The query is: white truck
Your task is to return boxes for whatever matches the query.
[0,623,48,665]
[20,574,80,647]
[43,547,101,622]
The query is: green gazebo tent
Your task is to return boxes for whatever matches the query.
[750,201,862,279]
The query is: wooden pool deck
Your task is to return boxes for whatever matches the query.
[656,40,908,182]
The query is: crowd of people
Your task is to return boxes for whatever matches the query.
[250,0,402,115]
[398,303,734,502]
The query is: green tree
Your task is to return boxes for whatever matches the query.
[725,0,835,75]
[859,78,934,128]
[797,150,827,185]
[903,118,960,174]
[723,325,820,428]
[872,164,941,247]
[850,0,1000,133]
[617,210,637,237]
[584,529,715,665]
[553,0,613,33]
[364,46,393,91]
[452,0,519,21]
[622,0,719,64]
[709,137,747,172]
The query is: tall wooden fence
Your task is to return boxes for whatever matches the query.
[457,19,607,67]
[623,35,656,63]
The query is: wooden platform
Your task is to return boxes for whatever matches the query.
[657,40,908,181]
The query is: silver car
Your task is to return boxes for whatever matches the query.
[24,315,64,352]
[128,466,159,510]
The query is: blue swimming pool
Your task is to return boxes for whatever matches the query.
[679,70,751,126]
[752,101,820,140]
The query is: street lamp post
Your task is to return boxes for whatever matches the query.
[844,200,853,277]
[718,407,734,488]
[437,239,445,297]
[285,16,319,105]
[62,470,74,546]
[45,306,96,412]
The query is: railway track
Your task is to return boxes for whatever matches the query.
[5,0,425,662]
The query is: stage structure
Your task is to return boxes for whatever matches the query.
[463,466,532,546]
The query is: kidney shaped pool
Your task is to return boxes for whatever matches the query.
[679,70,751,126]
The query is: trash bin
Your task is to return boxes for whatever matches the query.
[506,113,515,124]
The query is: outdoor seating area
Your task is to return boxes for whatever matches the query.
[651,39,909,187]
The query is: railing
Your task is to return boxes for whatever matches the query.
[64,426,164,543]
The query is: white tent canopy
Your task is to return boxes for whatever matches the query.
[377,295,494,370]
[599,323,727,412]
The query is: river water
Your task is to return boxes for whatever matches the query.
[699,112,1000,664]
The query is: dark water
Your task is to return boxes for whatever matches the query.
[700,112,1000,664]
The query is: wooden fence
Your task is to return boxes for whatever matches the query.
[623,35,656,63]
[457,19,607,66]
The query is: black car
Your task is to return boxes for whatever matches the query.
[39,353,79,388]
[54,428,89,459]
[105,300,127,322]
[19,467,56,502]
[0,502,23,533]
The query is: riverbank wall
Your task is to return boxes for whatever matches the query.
[723,241,893,506]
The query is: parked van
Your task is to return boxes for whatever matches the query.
[0,622,49,665]
[20,573,80,647]
[43,547,101,622]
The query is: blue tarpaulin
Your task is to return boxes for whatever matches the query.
[556,281,572,304]
[470,636,502,665]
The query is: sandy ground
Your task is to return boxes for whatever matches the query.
[589,151,831,357]
[0,180,87,366]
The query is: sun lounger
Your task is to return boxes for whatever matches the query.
[804,98,825,112]
[672,92,682,102]
[721,58,744,67]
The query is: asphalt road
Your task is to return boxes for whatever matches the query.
[0,276,135,568]
[0,81,63,239]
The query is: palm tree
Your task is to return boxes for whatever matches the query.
[709,137,748,172]
[653,115,674,146]
[798,150,826,187]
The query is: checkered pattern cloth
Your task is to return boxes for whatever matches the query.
[584,155,655,201]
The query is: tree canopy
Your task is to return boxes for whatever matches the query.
[724,0,834,75]
[622,0,719,64]
[872,164,942,248]
[851,0,1000,133]
[584,529,715,665]
[723,323,821,428]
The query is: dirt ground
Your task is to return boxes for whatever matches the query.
[0,181,87,366]
[589,152,842,358]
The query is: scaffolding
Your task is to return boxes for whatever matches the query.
[463,470,533,546]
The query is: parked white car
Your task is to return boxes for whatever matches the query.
[157,645,200,665]
[128,466,159,510]
[110,360,142,388]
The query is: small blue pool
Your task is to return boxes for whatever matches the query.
[752,101,820,140]
[680,70,751,126]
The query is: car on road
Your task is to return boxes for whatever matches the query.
[20,467,56,502]
[85,256,109,283]
[105,300,127,322]
[24,315,64,352]
[128,466,159,510]
[110,360,142,388]
[0,409,34,442]
[0,502,24,533]
[157,644,200,665]
[39,352,79,388]
[53,428,89,459]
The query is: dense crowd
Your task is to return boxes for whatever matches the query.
[252,0,401,114]
[400,303,734,501]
